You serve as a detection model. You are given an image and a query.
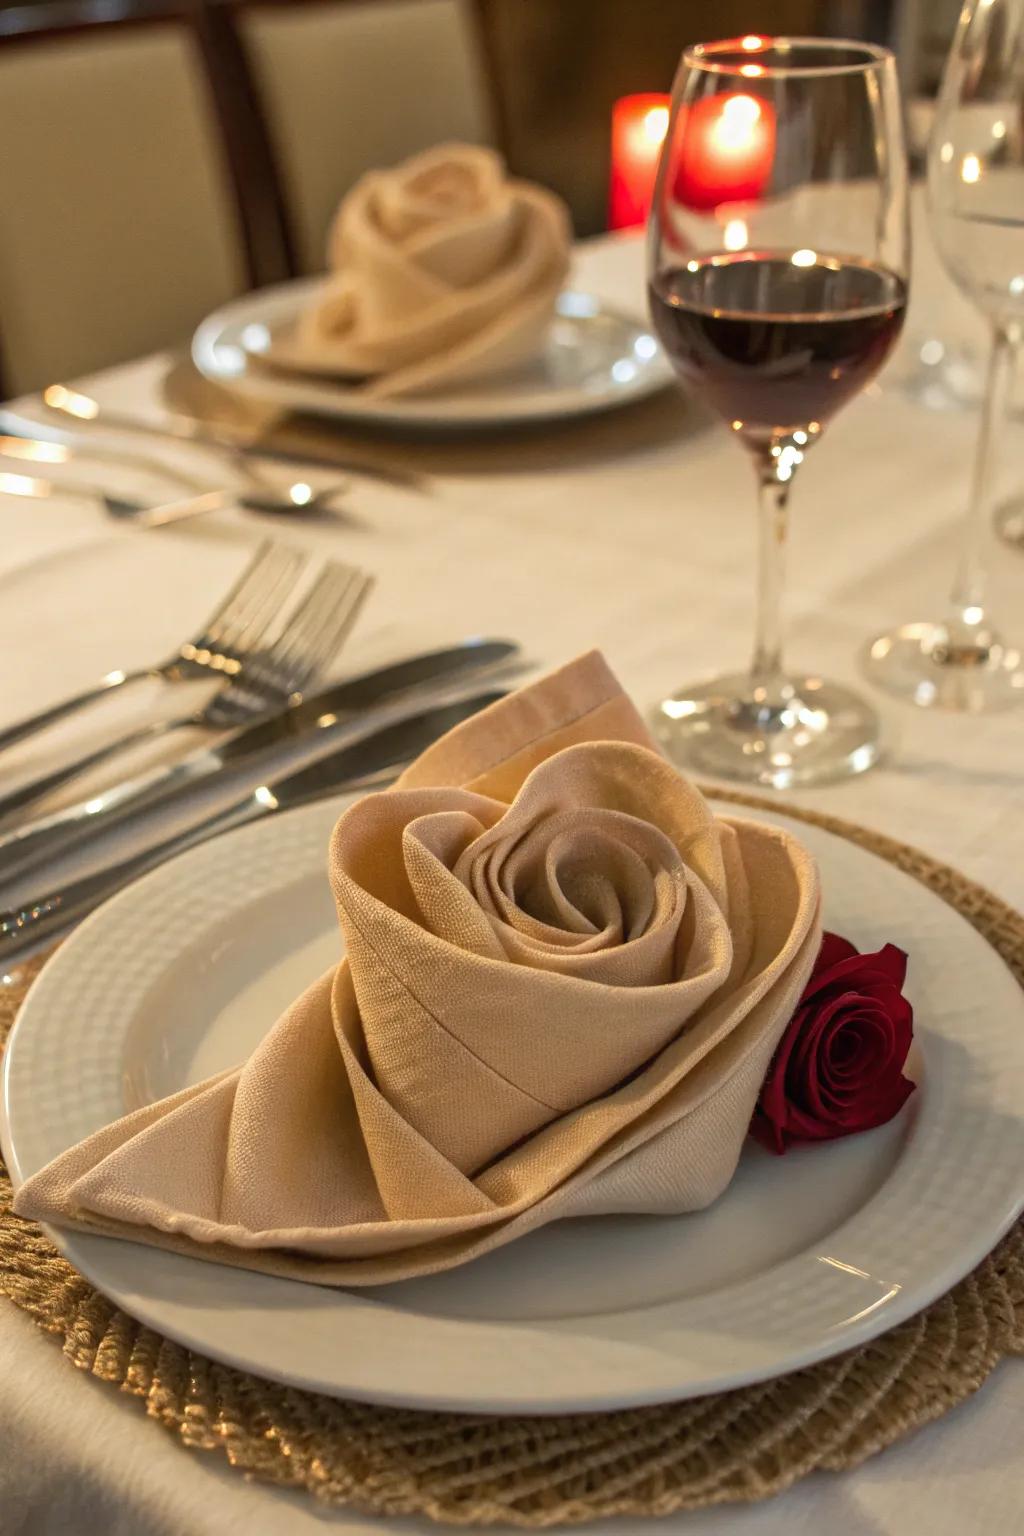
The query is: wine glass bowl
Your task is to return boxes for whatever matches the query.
[647,37,909,786]
[650,252,905,441]
[929,21,1024,328]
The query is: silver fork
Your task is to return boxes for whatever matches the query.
[0,560,372,821]
[171,561,373,732]
[0,540,305,756]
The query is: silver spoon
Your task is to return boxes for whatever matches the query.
[0,466,349,526]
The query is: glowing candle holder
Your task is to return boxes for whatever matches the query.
[609,93,671,230]
[671,90,776,211]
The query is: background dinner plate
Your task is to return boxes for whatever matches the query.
[191,277,673,429]
[4,797,1024,1414]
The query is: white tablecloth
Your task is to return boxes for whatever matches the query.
[1,226,1022,1535]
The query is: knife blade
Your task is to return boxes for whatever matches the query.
[0,638,521,886]
[0,688,505,962]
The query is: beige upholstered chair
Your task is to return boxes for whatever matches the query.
[0,16,251,395]
[235,0,493,274]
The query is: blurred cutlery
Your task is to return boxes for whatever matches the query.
[0,465,349,523]
[0,540,306,754]
[0,638,520,883]
[0,688,504,959]
[0,560,372,818]
[40,384,427,492]
[0,409,351,506]
[0,417,212,493]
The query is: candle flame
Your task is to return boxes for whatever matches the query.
[709,94,762,155]
[723,95,760,124]
[961,153,981,183]
[741,34,764,50]
[641,104,669,146]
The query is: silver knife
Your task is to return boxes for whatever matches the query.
[0,689,504,962]
[0,639,520,885]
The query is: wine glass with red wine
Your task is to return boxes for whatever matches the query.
[648,37,909,787]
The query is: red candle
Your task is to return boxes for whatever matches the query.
[609,92,671,230]
[672,91,776,211]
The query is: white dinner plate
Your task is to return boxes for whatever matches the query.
[3,797,1024,1414]
[191,278,673,430]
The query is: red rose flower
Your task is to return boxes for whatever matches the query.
[751,932,915,1154]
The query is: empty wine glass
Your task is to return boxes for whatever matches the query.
[648,37,909,787]
[865,0,1024,710]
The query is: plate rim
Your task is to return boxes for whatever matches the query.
[3,796,1023,1414]
[190,277,673,428]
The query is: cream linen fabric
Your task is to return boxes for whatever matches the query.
[15,651,821,1287]
[290,143,571,396]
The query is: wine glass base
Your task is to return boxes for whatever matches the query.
[863,622,1024,712]
[652,673,880,789]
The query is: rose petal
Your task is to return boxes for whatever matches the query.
[813,931,860,978]
[873,944,909,988]
[773,1101,837,1143]
[839,1073,916,1133]
[804,945,908,1006]
[749,1108,787,1154]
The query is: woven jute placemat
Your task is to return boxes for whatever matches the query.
[1,793,1022,1527]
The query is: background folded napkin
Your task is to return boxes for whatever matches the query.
[15,651,821,1286]
[291,143,571,396]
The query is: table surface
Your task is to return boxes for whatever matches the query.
[1,219,1022,1536]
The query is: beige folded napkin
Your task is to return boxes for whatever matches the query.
[291,143,571,397]
[15,652,821,1287]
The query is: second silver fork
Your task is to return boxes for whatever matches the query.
[0,560,372,821]
[0,538,306,754]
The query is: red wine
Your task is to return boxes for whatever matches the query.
[649,252,906,438]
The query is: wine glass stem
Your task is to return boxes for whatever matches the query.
[749,442,797,696]
[949,322,1018,632]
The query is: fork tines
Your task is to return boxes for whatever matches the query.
[242,560,374,705]
[178,540,307,675]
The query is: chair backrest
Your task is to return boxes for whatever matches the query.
[0,5,259,395]
[232,0,493,274]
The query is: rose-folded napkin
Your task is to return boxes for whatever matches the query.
[15,651,822,1286]
[292,143,571,396]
